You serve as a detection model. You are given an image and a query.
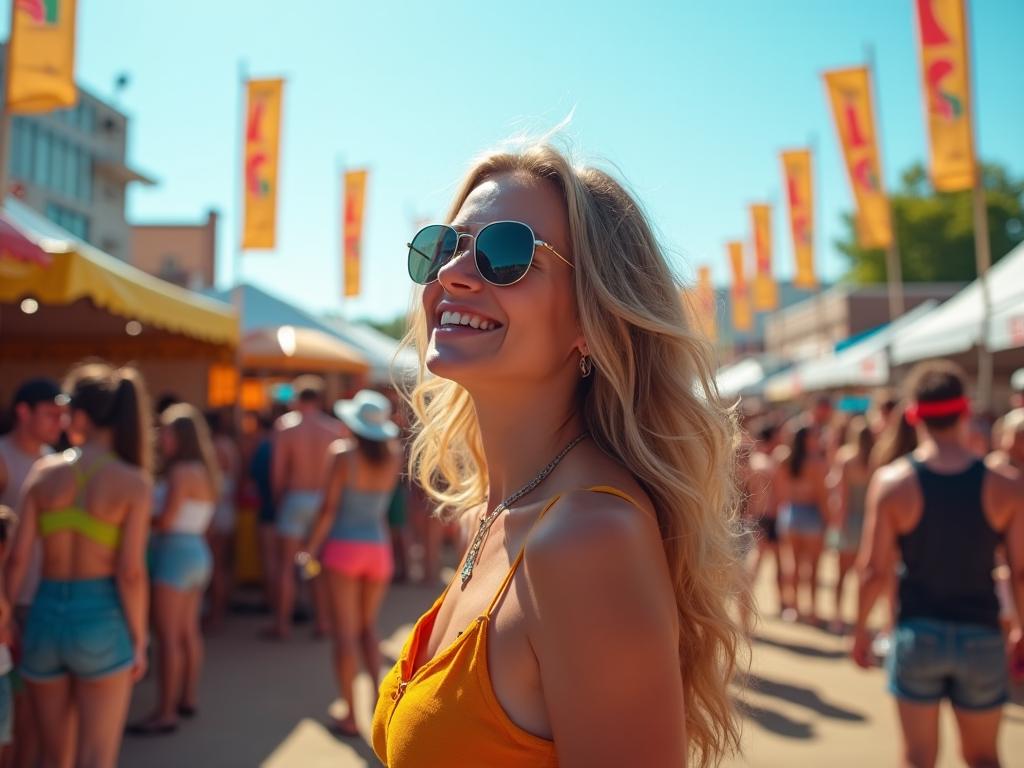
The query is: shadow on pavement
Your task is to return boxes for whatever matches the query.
[754,634,848,660]
[733,696,814,740]
[745,674,866,722]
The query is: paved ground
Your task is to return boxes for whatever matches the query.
[120,555,1024,767]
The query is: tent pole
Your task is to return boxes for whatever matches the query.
[972,176,993,412]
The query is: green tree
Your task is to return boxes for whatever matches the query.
[363,314,409,340]
[837,162,1024,283]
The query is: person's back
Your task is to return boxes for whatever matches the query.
[269,375,345,639]
[4,362,152,768]
[30,451,147,580]
[854,361,1024,768]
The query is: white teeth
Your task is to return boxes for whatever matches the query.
[438,311,498,330]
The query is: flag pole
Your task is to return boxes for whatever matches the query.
[865,43,905,322]
[807,132,829,355]
[962,11,993,411]
[0,2,19,212]
[337,153,347,321]
[233,60,248,430]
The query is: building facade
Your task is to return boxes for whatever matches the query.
[3,48,154,262]
[764,283,966,362]
[131,211,218,289]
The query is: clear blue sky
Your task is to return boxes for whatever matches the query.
[6,0,1023,322]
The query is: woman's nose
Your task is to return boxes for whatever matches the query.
[437,237,482,291]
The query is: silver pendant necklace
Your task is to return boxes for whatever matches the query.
[460,433,588,587]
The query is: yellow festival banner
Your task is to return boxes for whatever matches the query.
[824,67,893,250]
[242,79,283,249]
[728,241,753,333]
[750,204,778,311]
[343,170,368,298]
[7,0,78,113]
[781,149,817,288]
[913,0,975,191]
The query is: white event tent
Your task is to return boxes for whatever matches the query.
[891,241,1024,364]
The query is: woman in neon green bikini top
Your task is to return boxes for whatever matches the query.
[5,361,153,768]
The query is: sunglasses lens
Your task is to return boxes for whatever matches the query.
[475,222,535,285]
[408,225,458,284]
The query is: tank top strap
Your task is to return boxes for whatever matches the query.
[71,452,117,507]
[483,485,643,616]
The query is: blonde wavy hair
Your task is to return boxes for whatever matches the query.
[404,142,746,766]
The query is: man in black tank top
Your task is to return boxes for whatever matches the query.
[852,361,1024,768]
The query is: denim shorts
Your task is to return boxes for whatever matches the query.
[21,578,134,683]
[150,533,213,592]
[276,491,321,539]
[888,617,1008,710]
[0,674,11,745]
[778,502,824,536]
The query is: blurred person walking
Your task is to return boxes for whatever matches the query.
[854,361,1024,768]
[826,416,874,634]
[204,411,239,633]
[0,378,65,768]
[130,405,220,735]
[0,507,18,763]
[304,390,402,736]
[268,377,345,640]
[776,424,829,624]
[5,362,152,768]
[741,423,781,631]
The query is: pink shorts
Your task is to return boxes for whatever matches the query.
[321,540,393,581]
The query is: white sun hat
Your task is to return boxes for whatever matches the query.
[334,389,399,441]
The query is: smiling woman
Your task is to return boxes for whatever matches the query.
[373,141,746,768]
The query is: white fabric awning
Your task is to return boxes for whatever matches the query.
[795,301,937,392]
[891,242,1024,364]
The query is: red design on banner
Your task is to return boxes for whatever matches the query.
[917,0,950,45]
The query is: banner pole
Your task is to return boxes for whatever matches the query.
[232,60,248,428]
[958,5,993,411]
[865,43,905,322]
[0,2,19,212]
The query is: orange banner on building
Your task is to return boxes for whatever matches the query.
[823,67,893,250]
[751,204,778,311]
[781,149,817,288]
[913,0,975,192]
[7,0,78,114]
[728,241,753,333]
[242,79,284,250]
[343,170,368,298]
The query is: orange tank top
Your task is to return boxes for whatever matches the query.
[372,486,640,768]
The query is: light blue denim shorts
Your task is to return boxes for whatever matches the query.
[888,617,1008,710]
[21,578,134,683]
[276,491,321,539]
[0,674,11,744]
[778,502,825,536]
[150,533,213,592]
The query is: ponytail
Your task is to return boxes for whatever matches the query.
[63,361,154,473]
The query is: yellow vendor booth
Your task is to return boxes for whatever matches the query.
[0,198,238,407]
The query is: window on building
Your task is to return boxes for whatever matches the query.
[10,119,30,179]
[44,202,90,242]
[34,129,51,188]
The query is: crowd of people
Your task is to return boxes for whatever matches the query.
[0,364,434,765]
[740,365,1024,767]
[1,139,1023,768]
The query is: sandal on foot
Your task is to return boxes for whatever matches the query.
[127,720,178,736]
[178,704,198,718]
[329,718,360,738]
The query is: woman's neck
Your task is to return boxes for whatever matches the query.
[472,385,586,510]
[78,428,114,456]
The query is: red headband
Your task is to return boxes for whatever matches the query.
[905,396,970,426]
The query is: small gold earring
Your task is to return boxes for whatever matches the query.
[579,354,593,378]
